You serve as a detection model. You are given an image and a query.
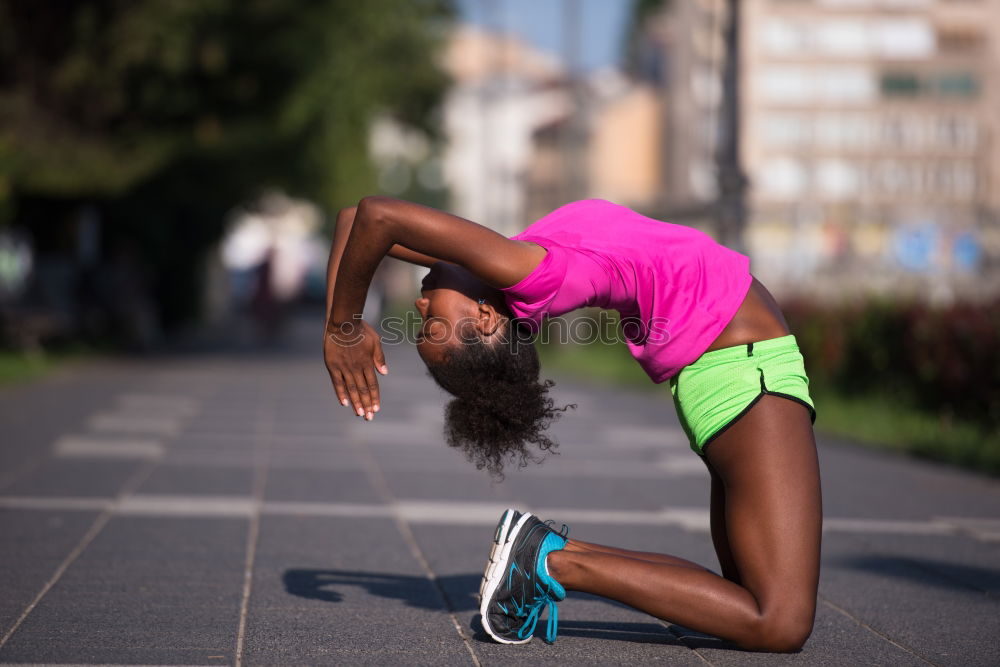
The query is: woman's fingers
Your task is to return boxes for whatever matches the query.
[363,366,381,413]
[352,368,377,419]
[339,369,364,418]
[325,322,384,420]
[329,370,350,408]
[373,341,389,376]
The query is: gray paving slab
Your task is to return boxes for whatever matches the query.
[0,516,246,665]
[263,468,381,504]
[818,532,1000,666]
[0,509,100,635]
[244,515,472,665]
[136,464,256,496]
[818,437,1000,520]
[0,314,998,664]
[0,366,137,481]
[692,602,931,666]
[504,472,700,510]
[0,458,144,497]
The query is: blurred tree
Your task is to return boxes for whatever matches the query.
[0,0,453,328]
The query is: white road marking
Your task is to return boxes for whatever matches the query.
[1,494,996,542]
[265,500,391,518]
[117,494,257,517]
[116,393,201,417]
[657,454,710,475]
[823,518,954,536]
[0,496,113,511]
[53,436,165,459]
[88,414,183,436]
[935,517,1000,542]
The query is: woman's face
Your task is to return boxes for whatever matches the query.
[414,262,490,365]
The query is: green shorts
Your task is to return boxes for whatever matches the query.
[669,334,816,455]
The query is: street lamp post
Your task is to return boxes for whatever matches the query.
[714,0,748,253]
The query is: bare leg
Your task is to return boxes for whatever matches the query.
[707,462,741,583]
[566,539,710,571]
[547,396,822,652]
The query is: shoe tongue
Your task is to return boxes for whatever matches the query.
[536,532,567,600]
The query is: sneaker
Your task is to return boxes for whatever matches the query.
[479,513,569,644]
[479,508,522,600]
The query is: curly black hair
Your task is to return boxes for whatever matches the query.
[425,320,574,478]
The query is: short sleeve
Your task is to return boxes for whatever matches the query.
[500,237,568,327]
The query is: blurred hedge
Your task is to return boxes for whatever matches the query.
[785,298,1000,449]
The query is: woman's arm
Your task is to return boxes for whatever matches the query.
[329,196,543,327]
[324,205,442,322]
[324,196,544,420]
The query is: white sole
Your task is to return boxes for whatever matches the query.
[479,512,535,644]
[479,508,519,600]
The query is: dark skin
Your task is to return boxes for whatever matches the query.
[324,196,822,652]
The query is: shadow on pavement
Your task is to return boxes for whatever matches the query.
[285,568,741,649]
[838,555,1000,593]
[284,568,481,611]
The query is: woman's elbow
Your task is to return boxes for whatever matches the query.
[355,196,395,224]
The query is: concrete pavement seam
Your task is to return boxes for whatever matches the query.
[233,393,276,667]
[350,435,483,666]
[654,621,717,665]
[0,459,158,649]
[819,596,939,666]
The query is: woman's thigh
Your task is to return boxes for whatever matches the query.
[705,394,822,620]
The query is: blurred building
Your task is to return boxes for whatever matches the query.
[441,25,664,231]
[441,26,572,235]
[640,0,1000,302]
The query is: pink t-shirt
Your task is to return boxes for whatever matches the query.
[502,200,752,383]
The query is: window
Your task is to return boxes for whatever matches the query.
[880,72,921,96]
[761,19,809,56]
[819,67,876,103]
[759,157,807,198]
[817,20,870,57]
[936,26,986,54]
[936,73,979,98]
[875,19,935,59]
[761,66,875,105]
[935,116,978,151]
[815,113,872,149]
[759,114,810,148]
[816,160,861,199]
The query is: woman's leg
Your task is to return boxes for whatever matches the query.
[707,462,741,583]
[547,395,822,652]
[565,539,711,571]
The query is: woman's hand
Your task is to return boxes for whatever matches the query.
[324,318,388,420]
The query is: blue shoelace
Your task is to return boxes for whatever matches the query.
[515,582,561,643]
[512,522,568,644]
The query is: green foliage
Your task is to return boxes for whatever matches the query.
[0,0,452,208]
[813,389,1000,475]
[785,298,1000,473]
[785,299,1000,429]
[0,0,453,324]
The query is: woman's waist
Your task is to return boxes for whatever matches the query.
[705,277,790,353]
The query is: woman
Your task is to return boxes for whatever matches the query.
[323,196,821,652]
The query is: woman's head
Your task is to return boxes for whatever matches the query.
[416,263,573,476]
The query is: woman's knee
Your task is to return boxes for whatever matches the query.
[746,607,815,653]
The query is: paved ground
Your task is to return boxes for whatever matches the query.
[1,312,999,666]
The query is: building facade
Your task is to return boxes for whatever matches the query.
[645,0,1000,301]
